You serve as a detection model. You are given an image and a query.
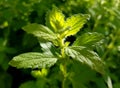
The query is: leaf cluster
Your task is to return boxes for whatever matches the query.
[9,6,109,88]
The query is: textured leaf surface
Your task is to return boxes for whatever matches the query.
[61,14,90,37]
[73,32,104,46]
[46,6,65,32]
[23,23,57,42]
[9,52,57,69]
[65,46,105,74]
[40,42,54,55]
[39,42,59,56]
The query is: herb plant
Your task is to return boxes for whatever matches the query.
[9,6,112,88]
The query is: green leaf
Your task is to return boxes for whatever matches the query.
[39,42,60,56]
[73,32,104,47]
[65,46,105,74]
[0,72,12,88]
[61,14,90,38]
[22,23,57,42]
[46,6,65,32]
[68,61,105,88]
[19,81,37,88]
[104,75,113,88]
[9,52,58,69]
[40,42,54,55]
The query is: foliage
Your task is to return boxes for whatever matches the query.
[0,0,120,88]
[9,5,109,88]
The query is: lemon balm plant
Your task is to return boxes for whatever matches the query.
[9,7,112,88]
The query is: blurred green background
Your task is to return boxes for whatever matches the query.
[0,0,120,88]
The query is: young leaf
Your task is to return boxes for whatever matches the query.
[9,52,58,69]
[46,6,65,32]
[65,46,105,74]
[61,14,90,38]
[73,32,104,47]
[22,23,57,42]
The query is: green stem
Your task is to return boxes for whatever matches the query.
[62,77,66,88]
[58,36,66,58]
[59,37,64,48]
[58,35,69,88]
[60,63,67,88]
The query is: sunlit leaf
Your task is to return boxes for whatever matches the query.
[46,6,65,32]
[61,14,90,38]
[22,23,57,42]
[65,46,105,74]
[73,32,104,47]
[9,52,58,69]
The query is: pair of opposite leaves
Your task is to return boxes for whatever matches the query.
[22,7,90,46]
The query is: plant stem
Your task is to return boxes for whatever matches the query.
[60,63,67,88]
[62,77,66,88]
[58,35,68,88]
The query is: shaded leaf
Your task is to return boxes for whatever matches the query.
[19,81,37,88]
[73,32,104,47]
[67,61,108,88]
[9,52,58,69]
[65,46,105,74]
[0,72,12,88]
